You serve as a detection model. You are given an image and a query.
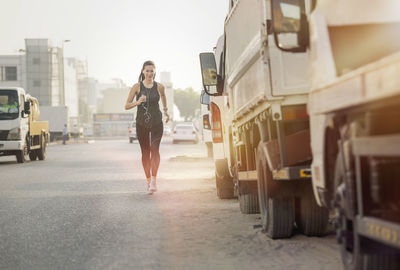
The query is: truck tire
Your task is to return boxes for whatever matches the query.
[334,151,399,270]
[363,255,400,270]
[217,187,234,199]
[206,142,213,158]
[296,184,329,236]
[16,150,25,163]
[266,197,295,238]
[16,140,28,163]
[29,151,37,161]
[239,188,259,214]
[37,135,46,160]
[256,142,294,238]
[216,174,234,199]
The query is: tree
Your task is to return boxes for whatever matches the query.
[174,87,200,121]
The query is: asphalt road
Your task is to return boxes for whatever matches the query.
[0,137,342,270]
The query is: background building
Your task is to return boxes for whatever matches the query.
[25,39,65,106]
[94,79,132,136]
[0,54,26,89]
[64,58,79,132]
[0,38,96,137]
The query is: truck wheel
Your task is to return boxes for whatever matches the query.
[296,183,329,236]
[239,185,259,214]
[206,142,213,158]
[217,187,234,199]
[16,141,28,163]
[37,135,46,160]
[256,142,294,238]
[333,152,399,270]
[29,151,37,161]
[16,151,25,163]
[216,173,234,199]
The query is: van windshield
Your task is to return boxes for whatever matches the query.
[0,90,19,120]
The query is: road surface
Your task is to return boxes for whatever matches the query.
[0,137,342,270]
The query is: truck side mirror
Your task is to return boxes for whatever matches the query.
[200,52,217,86]
[24,101,30,115]
[199,52,223,96]
[270,0,309,52]
[200,90,210,105]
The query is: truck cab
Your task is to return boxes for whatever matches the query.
[200,35,236,199]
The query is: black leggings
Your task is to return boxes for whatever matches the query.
[136,122,163,179]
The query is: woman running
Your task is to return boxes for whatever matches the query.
[125,60,170,193]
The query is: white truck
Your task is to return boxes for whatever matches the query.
[200,102,213,158]
[0,87,49,163]
[270,0,400,268]
[200,0,328,238]
[201,35,236,199]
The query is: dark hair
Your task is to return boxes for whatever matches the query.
[138,60,156,82]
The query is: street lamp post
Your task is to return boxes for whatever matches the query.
[61,39,71,131]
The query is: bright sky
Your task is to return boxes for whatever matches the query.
[0,0,228,90]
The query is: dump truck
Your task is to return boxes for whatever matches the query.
[199,0,328,239]
[0,87,49,163]
[270,0,400,268]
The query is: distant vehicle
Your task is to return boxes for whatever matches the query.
[163,125,171,136]
[40,106,68,141]
[128,122,137,143]
[0,87,49,163]
[172,123,198,144]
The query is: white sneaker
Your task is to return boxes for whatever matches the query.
[149,179,157,192]
[146,182,153,194]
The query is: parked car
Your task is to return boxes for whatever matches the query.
[172,123,198,144]
[128,122,137,143]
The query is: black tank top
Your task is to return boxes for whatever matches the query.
[136,81,162,128]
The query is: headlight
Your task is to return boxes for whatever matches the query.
[7,127,21,140]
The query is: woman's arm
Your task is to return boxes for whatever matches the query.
[125,83,144,110]
[158,83,170,123]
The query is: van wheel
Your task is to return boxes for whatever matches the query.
[296,183,329,236]
[37,135,46,160]
[238,181,259,214]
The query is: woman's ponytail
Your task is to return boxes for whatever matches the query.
[138,72,145,82]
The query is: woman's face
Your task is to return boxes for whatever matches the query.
[143,65,155,80]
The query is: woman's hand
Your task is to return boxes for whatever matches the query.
[138,95,146,104]
[164,113,170,123]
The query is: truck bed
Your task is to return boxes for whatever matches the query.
[309,51,400,114]
[30,121,49,136]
